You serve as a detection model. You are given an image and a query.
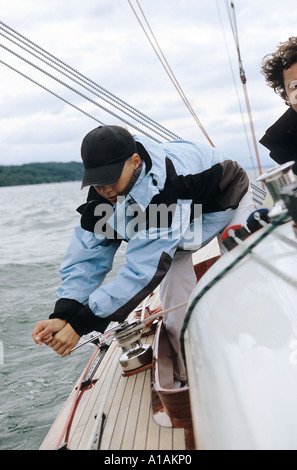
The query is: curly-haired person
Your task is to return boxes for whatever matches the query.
[260,37,297,174]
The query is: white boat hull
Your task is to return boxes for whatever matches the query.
[184,221,297,450]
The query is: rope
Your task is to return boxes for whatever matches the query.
[1,17,266,204]
[140,295,151,322]
[0,58,106,126]
[233,233,297,288]
[216,0,257,179]
[55,346,100,449]
[222,1,263,182]
[0,21,180,142]
[127,0,215,147]
[1,14,263,180]
[242,81,264,180]
[0,32,173,142]
[253,212,297,249]
[180,214,288,365]
[1,42,173,143]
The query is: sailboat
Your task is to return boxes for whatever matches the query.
[38,159,297,451]
[2,1,297,451]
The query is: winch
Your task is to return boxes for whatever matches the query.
[113,321,153,376]
[71,318,154,375]
[280,181,297,239]
[280,182,297,224]
[257,161,296,220]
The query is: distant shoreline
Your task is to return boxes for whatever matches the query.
[0,161,271,187]
[0,161,83,187]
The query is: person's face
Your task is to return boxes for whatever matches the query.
[284,62,297,113]
[94,153,141,205]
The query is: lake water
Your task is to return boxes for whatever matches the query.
[0,168,263,450]
[0,181,126,450]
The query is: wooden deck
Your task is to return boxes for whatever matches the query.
[40,240,220,451]
[40,310,188,450]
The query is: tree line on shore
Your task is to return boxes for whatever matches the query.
[0,162,83,186]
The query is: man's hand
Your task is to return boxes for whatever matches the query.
[32,318,67,345]
[50,323,81,357]
[32,319,80,357]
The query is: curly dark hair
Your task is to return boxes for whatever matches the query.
[261,37,297,104]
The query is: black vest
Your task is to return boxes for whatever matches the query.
[260,107,297,174]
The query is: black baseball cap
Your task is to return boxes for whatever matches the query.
[81,125,137,188]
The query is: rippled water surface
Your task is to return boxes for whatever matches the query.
[0,182,125,450]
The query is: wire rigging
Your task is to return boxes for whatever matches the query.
[0,20,180,140]
[1,41,168,142]
[128,0,264,184]
[216,0,257,179]
[1,6,264,191]
[0,20,181,143]
[224,1,263,179]
[0,57,106,127]
[127,0,215,147]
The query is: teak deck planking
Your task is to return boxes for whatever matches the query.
[40,240,220,450]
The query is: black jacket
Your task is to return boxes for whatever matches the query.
[260,107,297,174]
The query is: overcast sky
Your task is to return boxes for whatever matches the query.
[0,0,296,175]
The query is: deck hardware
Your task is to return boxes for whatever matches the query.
[280,182,297,226]
[81,343,111,388]
[113,321,152,374]
[71,321,129,353]
[257,162,296,221]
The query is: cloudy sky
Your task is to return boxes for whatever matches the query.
[0,0,296,175]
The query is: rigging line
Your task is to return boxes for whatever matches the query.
[0,31,176,142]
[233,233,297,288]
[0,21,179,141]
[133,0,214,147]
[216,0,257,179]
[225,0,244,79]
[225,0,240,59]
[242,82,264,180]
[226,1,263,180]
[127,0,215,147]
[130,0,214,147]
[0,43,165,142]
[0,21,177,141]
[55,346,100,449]
[228,1,247,83]
[0,56,161,143]
[0,58,104,126]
